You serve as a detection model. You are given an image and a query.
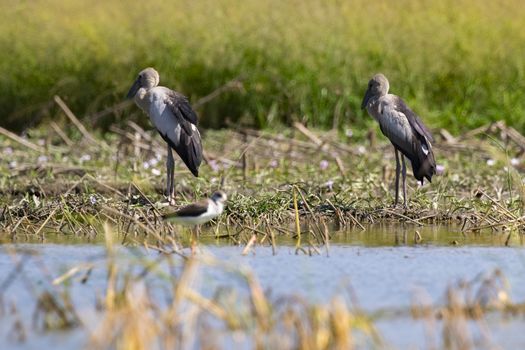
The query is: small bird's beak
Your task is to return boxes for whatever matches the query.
[361,88,372,110]
[126,78,141,99]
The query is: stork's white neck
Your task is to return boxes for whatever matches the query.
[368,94,396,124]
[366,95,382,117]
[134,87,149,112]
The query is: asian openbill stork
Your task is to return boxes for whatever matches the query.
[127,67,203,205]
[361,73,436,207]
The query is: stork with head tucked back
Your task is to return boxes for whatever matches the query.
[361,73,436,207]
[127,67,203,205]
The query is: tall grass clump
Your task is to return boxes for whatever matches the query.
[1,0,525,132]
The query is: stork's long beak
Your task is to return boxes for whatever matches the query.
[126,78,141,99]
[361,88,372,110]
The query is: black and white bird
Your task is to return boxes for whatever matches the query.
[126,67,203,205]
[361,73,436,207]
[163,191,227,226]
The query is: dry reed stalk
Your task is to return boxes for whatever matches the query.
[53,95,100,146]
[379,208,423,226]
[33,174,88,237]
[192,77,244,110]
[326,198,365,230]
[242,234,257,255]
[293,122,346,177]
[293,186,302,250]
[0,126,45,152]
[49,121,74,147]
[87,100,133,124]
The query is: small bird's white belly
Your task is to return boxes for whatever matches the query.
[172,212,221,226]
[169,202,224,226]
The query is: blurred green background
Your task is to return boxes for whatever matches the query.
[1,0,525,133]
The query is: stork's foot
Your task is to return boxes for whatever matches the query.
[166,195,177,206]
[390,202,408,211]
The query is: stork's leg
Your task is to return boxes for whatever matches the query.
[401,154,407,208]
[394,148,401,207]
[166,145,175,205]
[169,160,175,204]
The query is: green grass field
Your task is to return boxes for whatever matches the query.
[2,0,525,132]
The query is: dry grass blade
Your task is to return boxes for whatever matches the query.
[293,186,302,250]
[54,95,102,147]
[294,122,346,176]
[193,77,244,110]
[52,264,93,285]
[33,174,88,237]
[242,234,257,255]
[0,126,45,152]
[49,121,74,147]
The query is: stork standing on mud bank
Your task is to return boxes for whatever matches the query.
[361,73,436,207]
[127,67,203,205]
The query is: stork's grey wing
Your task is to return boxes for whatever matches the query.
[161,90,203,177]
[383,96,436,183]
[393,96,434,142]
[378,102,414,157]
[165,91,198,127]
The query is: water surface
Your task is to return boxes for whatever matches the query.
[0,224,524,349]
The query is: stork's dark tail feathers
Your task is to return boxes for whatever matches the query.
[409,135,436,185]
[160,130,203,177]
[175,131,202,177]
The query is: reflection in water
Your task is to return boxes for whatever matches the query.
[331,223,523,247]
[2,224,522,247]
[199,223,523,247]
